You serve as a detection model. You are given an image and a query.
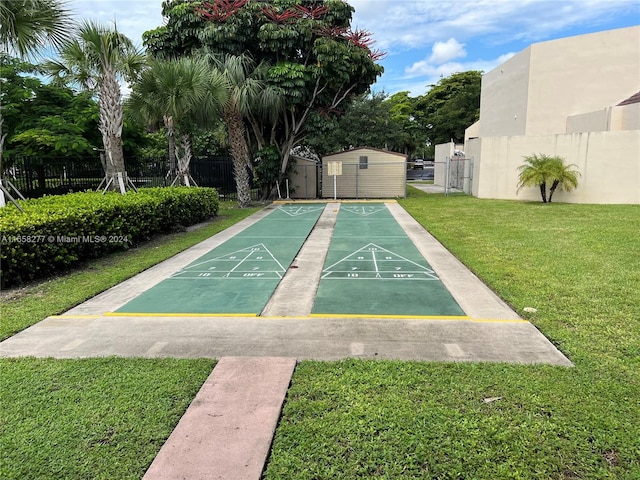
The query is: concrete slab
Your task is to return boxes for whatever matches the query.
[143,357,296,480]
[0,314,572,365]
[386,202,521,320]
[261,203,339,317]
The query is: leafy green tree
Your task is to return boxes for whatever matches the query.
[143,0,383,189]
[0,0,74,204]
[517,154,580,203]
[414,70,481,146]
[385,91,426,157]
[304,92,395,155]
[128,56,227,185]
[45,21,145,192]
[1,56,101,158]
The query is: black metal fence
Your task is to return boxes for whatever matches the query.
[2,156,257,200]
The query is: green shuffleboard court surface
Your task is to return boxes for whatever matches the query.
[311,204,466,318]
[115,205,325,315]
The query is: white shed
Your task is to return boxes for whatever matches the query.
[322,147,407,199]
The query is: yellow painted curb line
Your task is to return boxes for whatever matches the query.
[309,313,471,320]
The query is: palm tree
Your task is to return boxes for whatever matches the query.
[208,53,282,207]
[517,154,552,202]
[0,0,74,206]
[547,156,580,203]
[45,20,145,193]
[127,57,226,185]
[517,154,580,203]
[0,0,72,58]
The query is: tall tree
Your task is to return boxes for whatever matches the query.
[207,53,281,207]
[304,92,396,155]
[128,56,227,185]
[143,0,383,190]
[45,21,145,193]
[0,0,74,205]
[414,70,482,146]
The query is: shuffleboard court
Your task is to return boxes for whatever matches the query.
[114,205,325,315]
[312,204,467,318]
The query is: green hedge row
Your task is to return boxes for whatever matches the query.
[0,187,219,288]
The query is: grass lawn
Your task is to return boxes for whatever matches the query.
[264,189,639,479]
[1,357,214,479]
[2,191,639,478]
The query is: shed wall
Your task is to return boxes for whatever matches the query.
[322,149,406,198]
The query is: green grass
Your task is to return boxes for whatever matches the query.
[2,191,639,479]
[264,189,640,479]
[0,357,214,479]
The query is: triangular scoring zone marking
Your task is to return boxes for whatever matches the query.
[340,205,387,216]
[278,205,325,216]
[170,243,286,279]
[322,243,439,280]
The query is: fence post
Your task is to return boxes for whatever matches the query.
[444,156,450,196]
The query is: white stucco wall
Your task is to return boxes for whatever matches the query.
[478,26,640,138]
[478,48,531,138]
[468,27,640,205]
[473,131,640,204]
[525,27,640,135]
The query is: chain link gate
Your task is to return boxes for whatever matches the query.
[444,156,474,196]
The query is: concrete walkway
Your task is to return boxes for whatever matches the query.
[0,201,571,365]
[143,357,295,480]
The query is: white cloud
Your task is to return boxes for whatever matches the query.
[427,38,466,65]
[350,0,639,52]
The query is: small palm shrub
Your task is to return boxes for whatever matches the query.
[517,154,580,203]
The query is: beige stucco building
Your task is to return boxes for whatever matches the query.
[322,147,407,199]
[464,26,640,204]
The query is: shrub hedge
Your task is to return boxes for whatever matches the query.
[0,187,219,288]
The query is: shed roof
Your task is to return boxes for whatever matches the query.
[323,147,407,159]
[617,91,640,106]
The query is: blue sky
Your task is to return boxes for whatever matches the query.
[68,0,639,96]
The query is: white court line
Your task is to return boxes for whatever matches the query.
[225,250,260,277]
[371,249,381,278]
[323,243,436,274]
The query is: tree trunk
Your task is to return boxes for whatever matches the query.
[548,180,559,203]
[164,115,177,178]
[99,67,128,193]
[539,181,547,203]
[225,107,252,208]
[173,134,194,186]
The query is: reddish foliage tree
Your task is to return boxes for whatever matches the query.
[260,6,301,24]
[295,5,329,19]
[195,0,248,22]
